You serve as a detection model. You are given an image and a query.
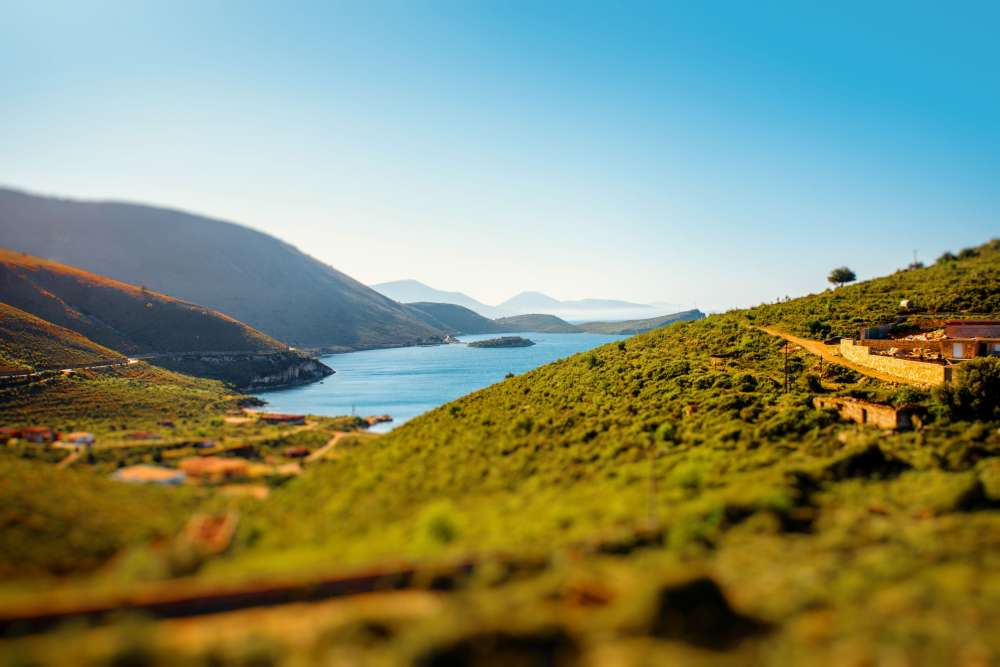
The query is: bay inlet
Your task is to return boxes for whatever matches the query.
[256,331,625,431]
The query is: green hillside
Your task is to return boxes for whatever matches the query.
[493,313,582,333]
[0,302,124,373]
[1,242,997,664]
[405,301,503,335]
[753,239,1000,339]
[579,308,706,334]
[215,240,998,661]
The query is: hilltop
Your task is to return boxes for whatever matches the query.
[0,303,124,373]
[0,249,333,389]
[493,313,582,333]
[404,302,503,335]
[578,308,706,334]
[0,188,446,350]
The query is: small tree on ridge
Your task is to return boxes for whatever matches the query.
[828,266,856,288]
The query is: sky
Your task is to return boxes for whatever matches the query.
[2,1,998,311]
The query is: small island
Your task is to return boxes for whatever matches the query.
[467,336,536,348]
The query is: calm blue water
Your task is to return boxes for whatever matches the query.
[257,332,624,431]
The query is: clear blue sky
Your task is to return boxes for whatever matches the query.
[2,1,997,311]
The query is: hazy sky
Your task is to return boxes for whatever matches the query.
[3,2,998,310]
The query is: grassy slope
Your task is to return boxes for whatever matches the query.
[0,456,199,579]
[1,242,997,664]
[0,302,124,372]
[0,248,285,355]
[206,241,1000,661]
[0,363,234,434]
[579,308,706,334]
[752,239,1000,339]
[493,313,582,333]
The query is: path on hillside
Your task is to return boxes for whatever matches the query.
[758,326,919,386]
[305,430,357,464]
[0,359,132,382]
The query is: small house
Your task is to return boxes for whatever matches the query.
[941,320,1000,359]
[112,465,186,485]
[814,396,922,430]
[61,432,95,446]
[125,431,162,441]
[258,413,307,425]
[179,456,250,482]
[21,427,54,444]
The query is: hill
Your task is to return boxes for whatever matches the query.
[0,302,124,373]
[0,249,333,389]
[0,187,446,350]
[578,308,706,334]
[753,239,1000,339]
[373,280,508,318]
[493,313,582,333]
[0,242,997,663]
[404,302,503,335]
[0,248,284,355]
[222,239,1000,661]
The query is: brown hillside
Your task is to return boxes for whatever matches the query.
[0,248,285,355]
[0,302,124,373]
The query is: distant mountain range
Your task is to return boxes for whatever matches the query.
[497,291,651,313]
[372,280,509,319]
[372,280,679,321]
[0,187,445,351]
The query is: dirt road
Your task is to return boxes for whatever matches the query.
[758,326,920,386]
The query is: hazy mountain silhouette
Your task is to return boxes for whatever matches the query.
[0,187,446,350]
[372,280,509,318]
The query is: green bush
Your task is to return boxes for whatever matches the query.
[935,356,1000,421]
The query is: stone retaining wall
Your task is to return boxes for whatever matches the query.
[840,339,951,386]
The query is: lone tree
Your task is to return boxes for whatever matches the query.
[827,266,856,288]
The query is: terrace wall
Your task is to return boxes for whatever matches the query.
[840,339,951,386]
[812,396,914,430]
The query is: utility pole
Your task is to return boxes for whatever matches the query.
[647,438,658,526]
[784,342,789,393]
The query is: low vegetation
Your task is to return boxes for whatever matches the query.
[0,241,997,665]
[0,303,123,372]
[754,238,1000,339]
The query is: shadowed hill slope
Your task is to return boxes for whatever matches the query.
[0,187,446,350]
[405,302,503,335]
[0,302,124,373]
[578,308,706,334]
[373,280,508,319]
[493,313,582,333]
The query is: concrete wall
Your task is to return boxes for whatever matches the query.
[813,396,910,430]
[840,339,950,386]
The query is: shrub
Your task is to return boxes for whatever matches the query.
[933,357,1000,421]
